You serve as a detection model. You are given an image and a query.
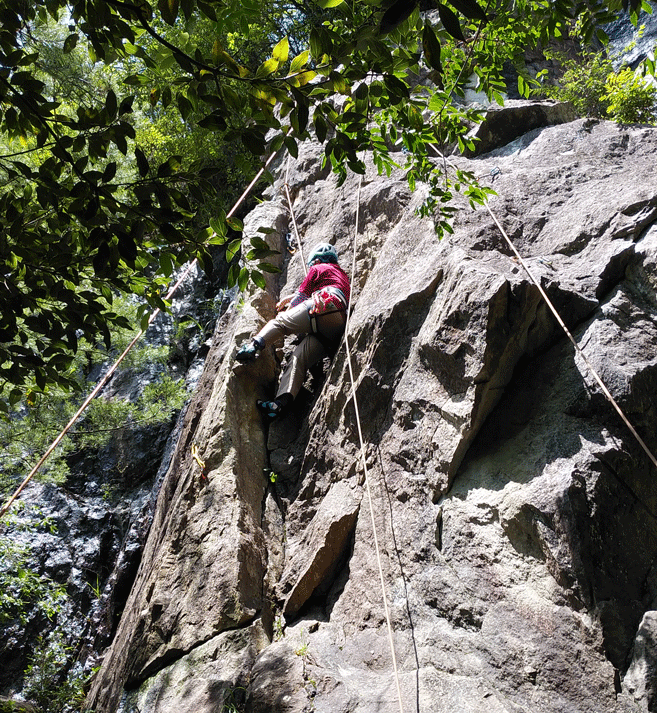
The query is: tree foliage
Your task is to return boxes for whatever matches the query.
[603,65,657,123]
[0,0,651,410]
[537,21,657,124]
[0,293,191,497]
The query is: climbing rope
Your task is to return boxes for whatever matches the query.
[429,144,657,471]
[283,154,308,274]
[0,150,280,519]
[483,198,657,470]
[343,174,405,713]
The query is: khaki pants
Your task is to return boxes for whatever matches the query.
[256,301,346,399]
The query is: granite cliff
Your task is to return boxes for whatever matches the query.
[87,107,657,713]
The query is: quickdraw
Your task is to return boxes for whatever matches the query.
[191,443,207,480]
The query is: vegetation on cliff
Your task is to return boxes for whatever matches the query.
[0,0,653,411]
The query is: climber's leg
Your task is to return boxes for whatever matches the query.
[256,302,313,343]
[235,302,313,363]
[275,310,346,400]
[314,310,347,344]
[276,334,326,400]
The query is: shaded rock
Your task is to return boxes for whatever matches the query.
[278,480,361,619]
[117,621,268,713]
[86,220,288,711]
[465,99,577,156]
[246,641,309,713]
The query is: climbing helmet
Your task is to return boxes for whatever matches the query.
[307,243,338,266]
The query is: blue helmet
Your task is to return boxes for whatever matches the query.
[307,243,338,266]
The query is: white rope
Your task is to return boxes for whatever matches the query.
[284,154,308,274]
[428,143,657,471]
[484,200,657,470]
[0,150,280,519]
[344,174,405,713]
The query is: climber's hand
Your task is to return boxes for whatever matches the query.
[276,296,292,312]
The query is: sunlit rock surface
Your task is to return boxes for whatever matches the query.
[88,114,657,713]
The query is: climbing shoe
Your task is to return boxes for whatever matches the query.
[256,394,292,420]
[256,399,284,419]
[235,337,264,363]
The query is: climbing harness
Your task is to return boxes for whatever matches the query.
[0,150,280,520]
[308,289,348,340]
[309,286,347,316]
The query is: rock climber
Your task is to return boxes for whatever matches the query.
[235,243,351,419]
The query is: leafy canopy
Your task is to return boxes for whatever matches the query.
[0,0,651,410]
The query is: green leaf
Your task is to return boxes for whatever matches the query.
[250,236,271,250]
[238,266,249,292]
[177,93,193,120]
[197,248,214,277]
[93,241,111,276]
[438,3,465,42]
[227,262,240,287]
[314,112,328,143]
[445,0,488,22]
[158,0,179,25]
[312,0,345,7]
[160,252,173,277]
[210,213,227,236]
[309,29,323,60]
[227,216,243,231]
[256,57,279,78]
[124,74,151,86]
[103,162,117,182]
[284,136,298,158]
[105,89,118,118]
[422,23,442,75]
[63,33,78,53]
[380,0,418,35]
[198,112,227,131]
[118,232,138,262]
[135,147,149,177]
[290,50,310,73]
[251,270,266,289]
[272,36,289,65]
[226,238,242,262]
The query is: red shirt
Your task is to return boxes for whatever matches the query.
[290,263,351,307]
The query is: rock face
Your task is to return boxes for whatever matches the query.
[87,111,657,713]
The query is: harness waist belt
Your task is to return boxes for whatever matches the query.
[309,286,348,316]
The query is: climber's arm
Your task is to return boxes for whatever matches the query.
[287,290,311,309]
[280,266,319,310]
